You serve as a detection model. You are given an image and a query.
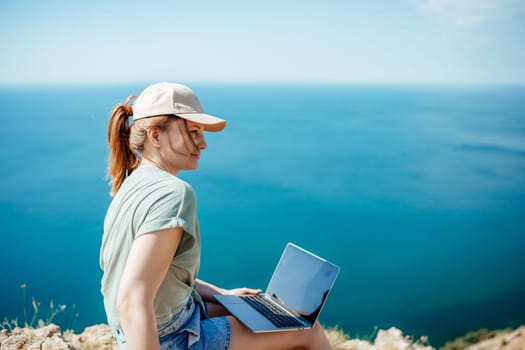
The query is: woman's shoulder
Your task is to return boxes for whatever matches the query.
[128,166,195,199]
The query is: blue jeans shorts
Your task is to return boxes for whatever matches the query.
[113,298,231,350]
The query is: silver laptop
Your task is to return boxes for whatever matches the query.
[214,243,340,332]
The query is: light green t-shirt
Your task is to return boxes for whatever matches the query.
[100,166,201,329]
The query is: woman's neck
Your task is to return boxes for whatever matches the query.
[139,155,179,176]
[140,155,165,171]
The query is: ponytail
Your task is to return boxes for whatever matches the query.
[107,95,138,196]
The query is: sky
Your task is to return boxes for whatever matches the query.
[1,0,525,84]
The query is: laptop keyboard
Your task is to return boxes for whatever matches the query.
[241,295,304,328]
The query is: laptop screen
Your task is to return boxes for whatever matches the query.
[266,243,340,324]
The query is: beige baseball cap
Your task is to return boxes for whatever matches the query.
[132,82,227,132]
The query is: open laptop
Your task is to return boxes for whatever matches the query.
[214,243,340,333]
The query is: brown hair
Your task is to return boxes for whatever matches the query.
[106,95,172,195]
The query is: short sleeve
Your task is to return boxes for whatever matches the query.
[135,182,198,238]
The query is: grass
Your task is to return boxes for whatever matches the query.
[3,284,519,350]
[0,283,78,331]
[439,327,514,350]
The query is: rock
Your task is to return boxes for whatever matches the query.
[0,327,36,350]
[374,327,409,350]
[64,324,116,350]
[0,330,8,345]
[373,327,434,350]
[0,323,117,350]
[326,327,351,348]
[464,326,525,350]
[41,334,70,350]
[0,324,74,350]
[1,323,522,350]
[324,326,435,350]
[336,338,377,350]
[32,324,61,340]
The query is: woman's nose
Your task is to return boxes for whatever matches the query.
[198,135,207,150]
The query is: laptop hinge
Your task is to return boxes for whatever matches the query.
[265,294,310,327]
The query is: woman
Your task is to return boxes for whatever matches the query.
[100,82,332,349]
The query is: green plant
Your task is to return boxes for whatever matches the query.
[350,325,379,342]
[439,327,514,350]
[0,283,70,331]
[1,317,19,331]
[363,325,379,342]
[67,303,80,331]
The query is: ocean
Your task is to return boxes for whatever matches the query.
[0,83,524,346]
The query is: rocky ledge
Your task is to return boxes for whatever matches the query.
[0,324,114,350]
[1,324,524,350]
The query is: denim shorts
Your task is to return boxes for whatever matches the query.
[113,298,231,350]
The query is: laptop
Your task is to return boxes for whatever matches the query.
[214,242,340,333]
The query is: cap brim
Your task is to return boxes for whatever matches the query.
[175,113,227,132]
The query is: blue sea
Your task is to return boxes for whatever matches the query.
[1,84,524,346]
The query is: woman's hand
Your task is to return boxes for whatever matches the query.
[196,280,261,301]
[225,287,262,296]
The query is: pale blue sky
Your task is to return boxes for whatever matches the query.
[1,0,524,84]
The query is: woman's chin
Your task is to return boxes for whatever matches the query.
[187,163,199,170]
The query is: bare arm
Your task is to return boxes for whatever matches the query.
[196,279,261,302]
[117,227,184,350]
[195,279,227,302]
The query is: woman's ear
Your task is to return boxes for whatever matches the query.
[146,127,162,148]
